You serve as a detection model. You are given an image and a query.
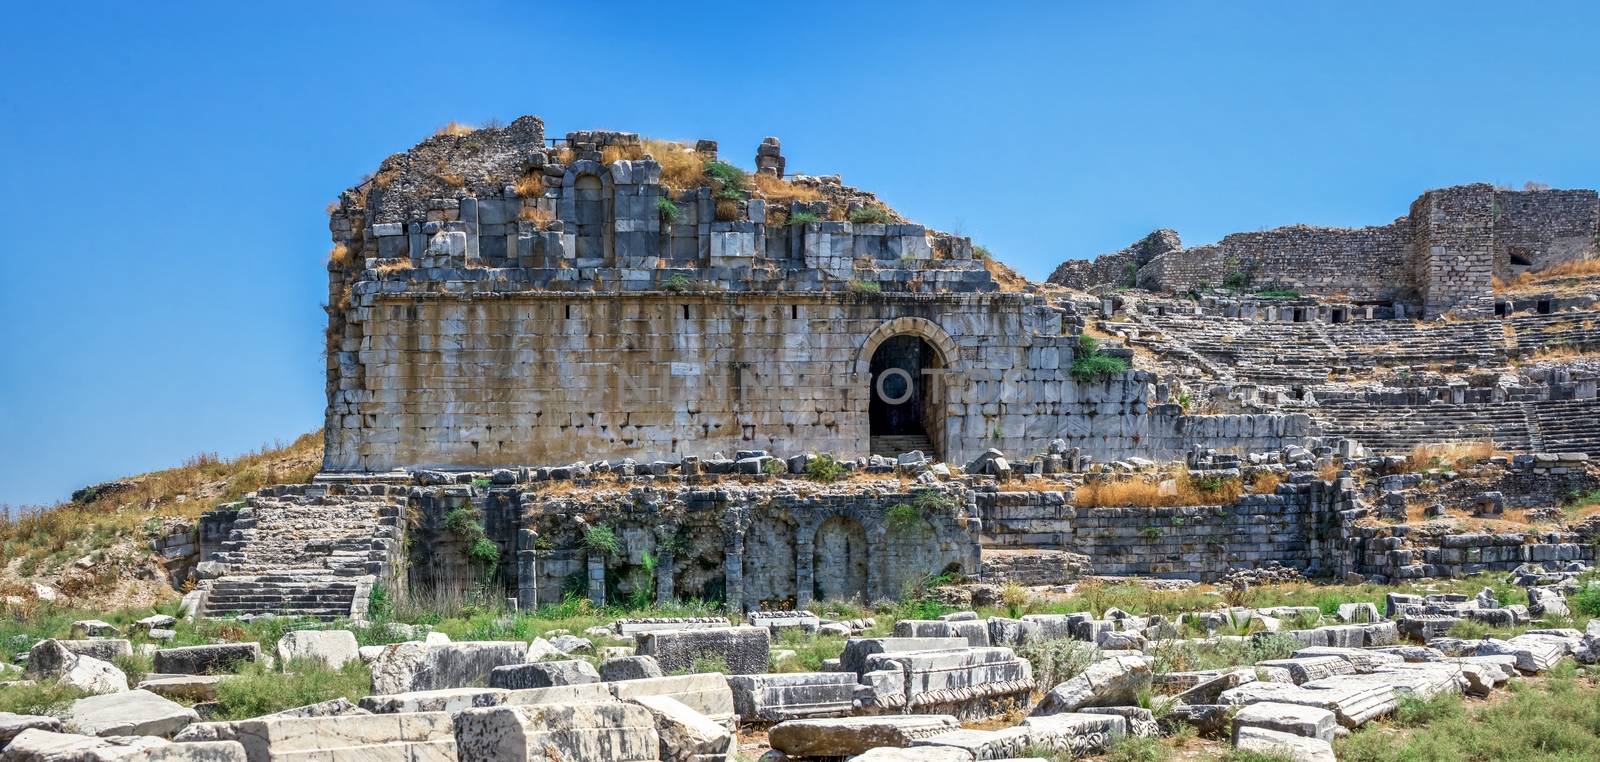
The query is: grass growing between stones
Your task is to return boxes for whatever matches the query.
[210,660,373,720]
[1335,665,1600,761]
[773,629,848,673]
[0,680,84,715]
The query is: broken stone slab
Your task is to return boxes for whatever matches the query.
[1528,587,1570,618]
[1232,701,1337,742]
[601,656,663,682]
[502,683,616,707]
[453,702,658,762]
[24,640,127,695]
[152,644,261,676]
[68,690,198,738]
[1291,646,1403,672]
[604,674,736,729]
[358,687,509,714]
[1172,668,1256,704]
[52,639,133,664]
[488,659,600,689]
[0,713,62,746]
[891,620,989,648]
[909,727,1034,759]
[1233,726,1336,762]
[768,715,961,757]
[1016,713,1127,757]
[984,617,1041,647]
[628,694,732,762]
[1336,603,1382,624]
[1219,678,1396,728]
[69,621,119,639]
[1022,613,1090,641]
[747,611,821,635]
[726,672,858,722]
[136,675,229,703]
[1254,656,1356,684]
[613,618,731,636]
[1165,703,1231,737]
[259,698,369,719]
[1031,655,1151,715]
[179,711,455,762]
[635,626,770,675]
[1475,636,1565,673]
[369,640,539,694]
[838,637,967,676]
[0,729,245,762]
[848,747,975,762]
[864,647,1034,718]
[1080,706,1158,737]
[275,630,358,669]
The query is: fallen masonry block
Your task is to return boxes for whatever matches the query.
[503,683,617,707]
[909,727,1033,759]
[747,611,820,635]
[136,675,229,703]
[1022,613,1091,640]
[176,710,455,762]
[1172,668,1257,705]
[1232,701,1337,742]
[1220,678,1397,728]
[1336,602,1382,623]
[985,617,1041,647]
[726,672,859,722]
[891,620,989,648]
[1255,656,1355,684]
[1359,664,1467,699]
[1080,706,1158,737]
[1017,713,1128,757]
[1397,615,1460,641]
[1475,636,1565,673]
[864,647,1034,719]
[153,644,262,676]
[0,714,63,746]
[370,641,539,694]
[68,689,197,738]
[359,687,509,714]
[605,674,736,729]
[838,637,968,676]
[849,747,975,762]
[275,630,359,669]
[24,640,127,695]
[1291,646,1403,672]
[1166,704,1232,737]
[628,695,733,762]
[767,715,961,758]
[1234,726,1336,762]
[636,626,770,675]
[447,702,650,762]
[488,659,600,689]
[1032,655,1151,716]
[614,618,731,636]
[602,656,664,682]
[1,729,246,762]
[52,639,133,664]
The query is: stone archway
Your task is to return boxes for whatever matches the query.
[813,516,868,603]
[855,318,959,461]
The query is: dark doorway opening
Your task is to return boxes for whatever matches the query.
[868,335,944,460]
[1537,299,1553,315]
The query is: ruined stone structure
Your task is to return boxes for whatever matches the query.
[322,116,1312,474]
[1052,184,1600,317]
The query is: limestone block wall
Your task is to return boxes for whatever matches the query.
[977,481,1350,581]
[1412,184,1496,317]
[1492,187,1600,275]
[1139,223,1413,302]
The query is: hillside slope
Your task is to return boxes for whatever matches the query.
[0,433,321,609]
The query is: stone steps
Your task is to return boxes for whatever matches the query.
[871,434,935,459]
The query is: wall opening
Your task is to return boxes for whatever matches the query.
[813,516,868,602]
[868,335,944,459]
[1537,299,1553,315]
[1330,307,1348,324]
[573,173,605,261]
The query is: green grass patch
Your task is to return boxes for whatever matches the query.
[847,205,892,224]
[0,680,85,715]
[846,279,882,295]
[210,660,372,720]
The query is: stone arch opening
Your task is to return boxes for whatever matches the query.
[573,174,606,261]
[857,318,958,461]
[813,516,868,603]
[744,514,797,608]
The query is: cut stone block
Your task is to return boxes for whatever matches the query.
[605,674,736,728]
[635,626,769,675]
[370,641,537,694]
[864,647,1034,718]
[1031,655,1151,715]
[601,656,663,682]
[487,660,600,689]
[1234,726,1336,762]
[275,630,359,669]
[0,713,63,746]
[768,715,960,757]
[1,729,245,762]
[726,672,858,722]
[68,689,198,738]
[1231,701,1337,742]
[629,694,732,762]
[838,637,967,675]
[1018,713,1128,757]
[453,702,658,762]
[152,644,262,676]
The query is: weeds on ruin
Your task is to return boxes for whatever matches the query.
[1070,335,1130,381]
[1251,471,1283,494]
[0,680,85,715]
[1099,734,1167,762]
[805,454,846,483]
[1403,441,1499,472]
[787,211,821,226]
[846,279,882,295]
[752,173,822,204]
[1074,466,1242,509]
[328,242,353,267]
[1016,639,1098,688]
[600,143,645,165]
[582,523,621,556]
[519,204,553,227]
[656,196,680,223]
[1000,582,1029,617]
[704,159,748,200]
[434,121,476,138]
[848,205,892,224]
[211,660,373,720]
[514,171,545,198]
[662,273,694,293]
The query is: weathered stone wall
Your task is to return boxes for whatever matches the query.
[1492,187,1600,276]
[1412,184,1496,317]
[1140,222,1413,302]
[1047,230,1180,291]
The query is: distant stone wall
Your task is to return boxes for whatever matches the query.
[1493,187,1600,276]
[1140,222,1412,302]
[1048,230,1179,291]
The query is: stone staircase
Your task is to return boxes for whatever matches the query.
[871,434,935,459]
[196,484,405,621]
[1313,397,1600,456]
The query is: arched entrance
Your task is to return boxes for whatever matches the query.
[857,317,956,461]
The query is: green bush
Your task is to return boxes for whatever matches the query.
[583,524,620,556]
[1016,639,1098,689]
[848,205,892,224]
[470,477,491,488]
[703,160,748,199]
[846,279,882,295]
[885,503,920,530]
[1254,288,1300,298]
[761,458,786,475]
[662,273,693,293]
[443,505,481,537]
[0,680,84,715]
[973,245,992,260]
[656,196,679,222]
[787,211,821,226]
[211,660,372,721]
[1071,354,1129,381]
[468,537,501,567]
[1571,582,1600,617]
[805,454,846,483]
[1393,691,1464,727]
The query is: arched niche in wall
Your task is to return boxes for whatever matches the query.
[743,510,798,608]
[560,159,614,266]
[812,515,868,603]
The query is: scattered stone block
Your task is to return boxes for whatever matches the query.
[636,626,770,675]
[838,637,967,675]
[1017,713,1127,757]
[0,714,62,746]
[25,640,127,695]
[849,747,975,762]
[604,674,736,728]
[488,659,600,689]
[370,641,538,694]
[865,647,1034,718]
[1,729,245,762]
[726,672,858,722]
[136,675,229,703]
[629,694,732,762]
[1232,701,1337,742]
[602,656,664,682]
[153,644,262,676]
[184,710,455,762]
[69,621,119,639]
[358,687,509,714]
[1234,726,1336,762]
[275,630,359,669]
[454,702,659,762]
[68,689,198,738]
[768,715,961,758]
[1031,655,1151,715]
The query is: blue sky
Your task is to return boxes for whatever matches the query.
[2,1,1597,506]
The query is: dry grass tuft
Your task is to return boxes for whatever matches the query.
[753,173,822,204]
[514,172,545,198]
[375,260,412,275]
[714,198,741,222]
[1074,467,1243,508]
[1251,471,1283,494]
[520,205,553,228]
[328,243,353,267]
[432,159,465,189]
[1499,258,1600,292]
[1527,344,1600,362]
[1317,459,1342,481]
[435,121,476,137]
[1404,441,1499,472]
[552,146,576,166]
[641,139,706,190]
[601,144,645,165]
[980,253,1032,292]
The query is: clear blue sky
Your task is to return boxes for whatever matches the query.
[3,2,1597,507]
